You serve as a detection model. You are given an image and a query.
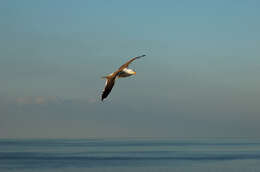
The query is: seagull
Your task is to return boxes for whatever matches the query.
[101,55,145,101]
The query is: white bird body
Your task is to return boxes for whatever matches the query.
[118,68,136,78]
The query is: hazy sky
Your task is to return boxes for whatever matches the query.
[1,0,260,138]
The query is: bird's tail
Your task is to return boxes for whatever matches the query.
[101,75,111,79]
[101,72,114,79]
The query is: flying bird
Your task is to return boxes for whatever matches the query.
[101,55,145,101]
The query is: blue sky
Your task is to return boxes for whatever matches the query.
[1,0,260,138]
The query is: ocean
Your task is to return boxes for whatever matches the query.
[1,138,260,172]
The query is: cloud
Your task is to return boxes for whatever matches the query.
[15,96,62,105]
[87,97,98,104]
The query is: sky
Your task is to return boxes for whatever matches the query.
[1,0,260,138]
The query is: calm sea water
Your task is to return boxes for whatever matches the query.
[1,138,260,172]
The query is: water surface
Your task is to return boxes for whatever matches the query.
[1,138,260,172]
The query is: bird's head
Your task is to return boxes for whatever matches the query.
[129,69,136,75]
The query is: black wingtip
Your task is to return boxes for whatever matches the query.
[136,54,146,59]
[101,95,106,102]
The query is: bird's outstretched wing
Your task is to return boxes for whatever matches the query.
[118,54,146,70]
[101,78,116,101]
[110,54,145,78]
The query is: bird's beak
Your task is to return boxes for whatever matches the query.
[133,71,136,75]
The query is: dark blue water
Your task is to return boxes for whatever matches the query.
[1,138,260,172]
